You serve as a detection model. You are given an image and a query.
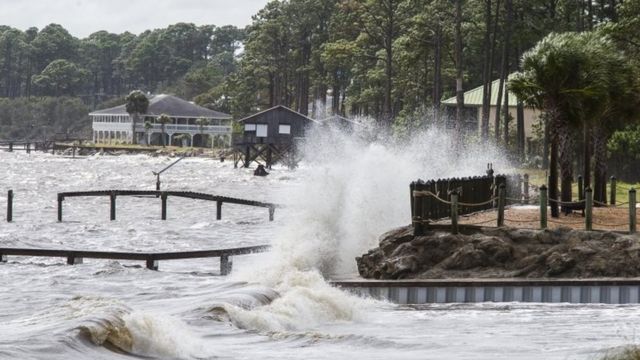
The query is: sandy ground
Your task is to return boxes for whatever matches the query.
[433,205,639,232]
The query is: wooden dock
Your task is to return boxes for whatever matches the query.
[0,245,270,275]
[57,190,278,222]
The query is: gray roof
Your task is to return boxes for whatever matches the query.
[89,94,231,119]
[237,105,320,124]
[320,115,364,126]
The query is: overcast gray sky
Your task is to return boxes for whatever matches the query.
[0,0,270,38]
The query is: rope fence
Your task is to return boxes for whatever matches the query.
[412,179,638,234]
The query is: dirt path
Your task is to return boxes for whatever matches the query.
[433,205,639,232]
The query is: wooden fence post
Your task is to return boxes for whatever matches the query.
[161,192,168,220]
[498,184,506,227]
[630,188,636,234]
[585,187,593,231]
[610,176,617,205]
[57,194,63,222]
[523,174,529,204]
[451,191,459,234]
[540,185,547,229]
[578,175,584,201]
[110,192,116,221]
[8,142,12,152]
[269,207,275,221]
[7,190,13,222]
[413,189,425,236]
[216,201,222,220]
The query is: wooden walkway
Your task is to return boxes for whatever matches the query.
[0,245,270,275]
[57,190,279,222]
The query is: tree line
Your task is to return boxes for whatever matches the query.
[0,0,636,151]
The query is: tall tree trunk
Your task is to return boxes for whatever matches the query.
[480,0,493,139]
[454,0,464,139]
[131,113,139,145]
[583,124,591,192]
[502,0,513,146]
[550,136,559,218]
[593,126,608,204]
[547,107,560,217]
[542,118,550,169]
[433,22,442,124]
[556,116,574,212]
[517,102,525,159]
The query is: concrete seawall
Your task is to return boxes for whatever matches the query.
[332,279,640,304]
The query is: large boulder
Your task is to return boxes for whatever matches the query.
[355,225,640,279]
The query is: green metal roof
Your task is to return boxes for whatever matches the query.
[442,75,519,107]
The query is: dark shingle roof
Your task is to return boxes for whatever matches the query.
[89,94,231,119]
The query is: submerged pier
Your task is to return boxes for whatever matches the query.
[0,245,270,275]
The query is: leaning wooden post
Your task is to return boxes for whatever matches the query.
[629,188,636,234]
[585,187,593,231]
[577,175,584,201]
[110,192,116,221]
[523,174,530,205]
[216,201,222,220]
[610,176,617,205]
[161,192,168,220]
[540,185,547,229]
[450,190,459,234]
[57,194,63,222]
[7,190,13,222]
[497,184,506,227]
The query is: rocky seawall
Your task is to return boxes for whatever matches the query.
[356,226,640,279]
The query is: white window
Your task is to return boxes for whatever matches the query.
[256,124,268,137]
[279,124,291,134]
[245,123,256,131]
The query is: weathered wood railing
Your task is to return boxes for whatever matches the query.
[57,190,278,222]
[410,169,528,235]
[0,245,270,275]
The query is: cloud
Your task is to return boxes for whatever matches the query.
[0,0,269,37]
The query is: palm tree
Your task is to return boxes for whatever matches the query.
[143,121,153,145]
[157,114,172,148]
[583,33,640,202]
[510,32,600,216]
[125,90,149,145]
[195,117,210,148]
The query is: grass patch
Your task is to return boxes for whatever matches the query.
[518,167,640,204]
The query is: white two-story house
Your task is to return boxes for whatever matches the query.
[90,94,233,147]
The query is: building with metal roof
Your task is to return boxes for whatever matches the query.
[442,76,540,141]
[90,94,232,146]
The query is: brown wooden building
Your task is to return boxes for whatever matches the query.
[234,105,319,168]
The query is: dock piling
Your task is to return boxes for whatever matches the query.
[161,192,168,220]
[7,190,13,222]
[57,194,63,222]
[110,192,116,221]
[220,254,233,275]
